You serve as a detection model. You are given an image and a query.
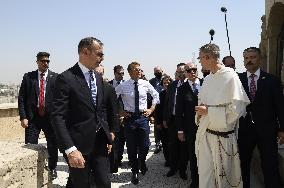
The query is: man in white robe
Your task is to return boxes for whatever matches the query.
[195,43,250,188]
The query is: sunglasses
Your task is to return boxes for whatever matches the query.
[186,68,197,73]
[39,60,50,64]
[116,72,124,75]
[96,52,104,58]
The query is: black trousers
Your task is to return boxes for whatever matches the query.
[238,123,281,188]
[25,114,58,170]
[167,116,188,173]
[160,127,170,163]
[66,129,110,188]
[186,133,198,186]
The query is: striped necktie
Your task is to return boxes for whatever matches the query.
[89,70,97,105]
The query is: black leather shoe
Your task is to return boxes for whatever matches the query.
[189,182,198,188]
[49,169,57,179]
[140,163,148,175]
[166,169,176,177]
[131,173,139,185]
[179,172,187,180]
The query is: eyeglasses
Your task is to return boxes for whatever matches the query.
[186,68,197,73]
[39,60,50,64]
[116,72,124,75]
[197,56,207,60]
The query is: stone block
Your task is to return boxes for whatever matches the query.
[0,141,51,188]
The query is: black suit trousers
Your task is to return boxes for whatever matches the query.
[168,115,188,173]
[25,114,58,170]
[238,123,281,188]
[66,129,110,188]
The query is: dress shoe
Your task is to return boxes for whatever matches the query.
[166,169,176,177]
[131,173,139,185]
[189,182,198,188]
[140,162,148,175]
[49,169,57,179]
[179,172,188,180]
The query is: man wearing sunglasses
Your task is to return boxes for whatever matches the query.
[108,65,125,173]
[18,52,59,179]
[175,62,201,188]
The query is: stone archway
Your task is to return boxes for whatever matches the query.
[266,2,284,78]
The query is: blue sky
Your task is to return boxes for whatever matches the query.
[0,0,264,84]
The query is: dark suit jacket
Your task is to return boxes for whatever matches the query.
[175,80,202,137]
[238,70,284,135]
[18,70,57,121]
[163,80,179,124]
[51,63,118,155]
[155,89,166,125]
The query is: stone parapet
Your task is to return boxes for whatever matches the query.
[0,141,51,188]
[0,103,18,118]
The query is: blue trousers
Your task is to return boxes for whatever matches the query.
[124,114,150,173]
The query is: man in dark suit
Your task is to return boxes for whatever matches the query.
[238,47,284,188]
[175,62,201,188]
[108,65,125,173]
[163,63,188,180]
[18,52,58,179]
[51,37,118,188]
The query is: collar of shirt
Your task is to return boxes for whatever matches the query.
[38,70,48,81]
[187,79,200,87]
[246,68,260,79]
[78,62,96,87]
[130,78,141,85]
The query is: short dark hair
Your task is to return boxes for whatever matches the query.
[160,75,173,85]
[127,62,140,72]
[243,47,261,55]
[36,52,50,60]
[222,56,235,63]
[113,65,124,73]
[199,43,220,59]
[177,63,186,67]
[78,37,103,54]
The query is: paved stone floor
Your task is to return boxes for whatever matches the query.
[40,124,264,188]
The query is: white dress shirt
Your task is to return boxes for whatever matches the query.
[111,79,123,88]
[115,79,159,112]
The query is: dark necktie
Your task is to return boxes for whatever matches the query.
[39,73,45,117]
[249,74,257,101]
[89,70,97,105]
[117,81,120,87]
[192,83,198,95]
[134,81,139,113]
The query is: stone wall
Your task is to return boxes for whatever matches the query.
[0,141,51,188]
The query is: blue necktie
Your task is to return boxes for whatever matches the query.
[89,70,97,105]
[192,83,198,95]
[134,81,139,113]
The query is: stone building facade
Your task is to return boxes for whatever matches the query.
[261,0,284,83]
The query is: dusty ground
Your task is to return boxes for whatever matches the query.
[0,116,24,142]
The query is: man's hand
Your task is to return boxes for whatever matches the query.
[278,131,284,145]
[143,109,153,117]
[195,105,208,116]
[67,150,85,168]
[178,132,185,142]
[110,132,115,142]
[119,110,131,118]
[107,144,112,154]
[163,121,168,128]
[21,119,29,128]
[149,116,155,124]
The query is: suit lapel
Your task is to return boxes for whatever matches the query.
[240,72,251,101]
[73,63,95,109]
[34,70,39,99]
[95,72,103,108]
[45,70,53,97]
[256,70,266,98]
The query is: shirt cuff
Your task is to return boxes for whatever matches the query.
[65,146,77,155]
[178,131,184,133]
